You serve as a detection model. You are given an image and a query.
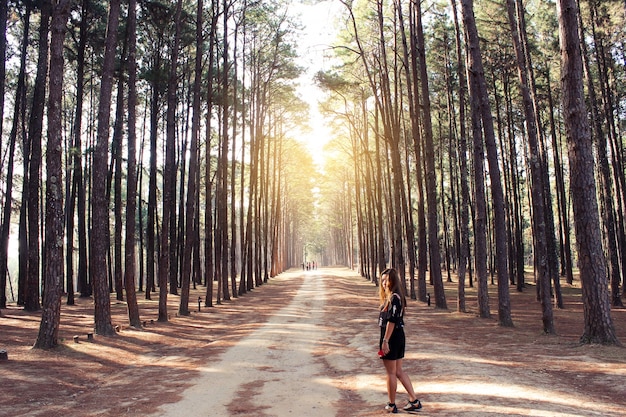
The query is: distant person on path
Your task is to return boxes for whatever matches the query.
[378,267,422,413]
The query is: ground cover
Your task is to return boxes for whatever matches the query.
[1,267,625,416]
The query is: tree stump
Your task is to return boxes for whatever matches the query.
[0,349,8,361]
[87,333,94,341]
[73,336,79,343]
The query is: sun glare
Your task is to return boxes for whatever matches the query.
[290,0,343,170]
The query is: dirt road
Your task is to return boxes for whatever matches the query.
[155,270,341,416]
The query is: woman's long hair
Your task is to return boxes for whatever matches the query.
[379,268,407,311]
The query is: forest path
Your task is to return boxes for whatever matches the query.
[152,267,626,417]
[154,269,342,416]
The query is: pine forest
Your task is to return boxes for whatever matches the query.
[1,0,625,353]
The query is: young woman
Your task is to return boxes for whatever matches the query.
[378,268,422,413]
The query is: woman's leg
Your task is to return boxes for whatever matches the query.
[383,359,398,404]
[395,359,417,402]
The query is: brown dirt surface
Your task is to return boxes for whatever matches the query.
[1,267,626,417]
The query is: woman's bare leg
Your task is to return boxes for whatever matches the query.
[383,359,398,404]
[395,359,418,402]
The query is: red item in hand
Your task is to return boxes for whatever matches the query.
[378,349,384,357]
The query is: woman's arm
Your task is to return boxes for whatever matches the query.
[382,320,394,354]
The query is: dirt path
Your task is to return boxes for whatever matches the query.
[154,270,341,416]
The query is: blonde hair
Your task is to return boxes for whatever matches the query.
[379,267,406,310]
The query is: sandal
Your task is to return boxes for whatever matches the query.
[403,398,422,411]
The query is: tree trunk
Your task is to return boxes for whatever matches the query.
[503,78,526,293]
[260,117,270,283]
[557,0,619,345]
[505,0,553,332]
[158,0,184,321]
[124,0,141,328]
[582,0,623,308]
[0,3,28,310]
[406,4,427,302]
[65,0,88,305]
[461,0,489,319]
[269,129,282,277]
[413,0,446,309]
[175,86,188,297]
[204,5,218,307]
[146,64,161,300]
[219,0,231,299]
[137,133,145,293]
[396,0,417,298]
[230,16,240,289]
[495,73,513,287]
[461,0,513,326]
[112,62,125,302]
[25,0,52,313]
[545,68,574,286]
[450,0,470,313]
[34,0,71,349]
[0,0,5,154]
[91,0,121,336]
[373,0,404,284]
[238,12,248,295]
[179,0,204,317]
[0,0,7,309]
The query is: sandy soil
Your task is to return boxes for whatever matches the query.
[1,267,626,417]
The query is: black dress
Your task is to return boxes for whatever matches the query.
[378,293,405,360]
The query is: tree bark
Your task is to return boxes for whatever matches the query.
[0,0,5,153]
[65,0,87,305]
[204,4,218,307]
[230,15,240,290]
[407,3,427,302]
[557,0,619,344]
[581,0,623,308]
[412,0,446,309]
[34,0,71,349]
[545,68,574,286]
[396,0,418,299]
[0,2,28,310]
[124,0,141,328]
[75,0,90,300]
[25,0,52,313]
[461,0,489,319]
[91,0,121,336]
[0,0,7,307]
[219,0,231,299]
[146,66,160,301]
[112,60,125,302]
[505,0,553,332]
[179,0,204,317]
[158,0,183,321]
[461,0,513,326]
[450,0,470,313]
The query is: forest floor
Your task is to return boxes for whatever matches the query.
[1,267,626,417]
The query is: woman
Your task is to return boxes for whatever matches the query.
[378,268,422,413]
